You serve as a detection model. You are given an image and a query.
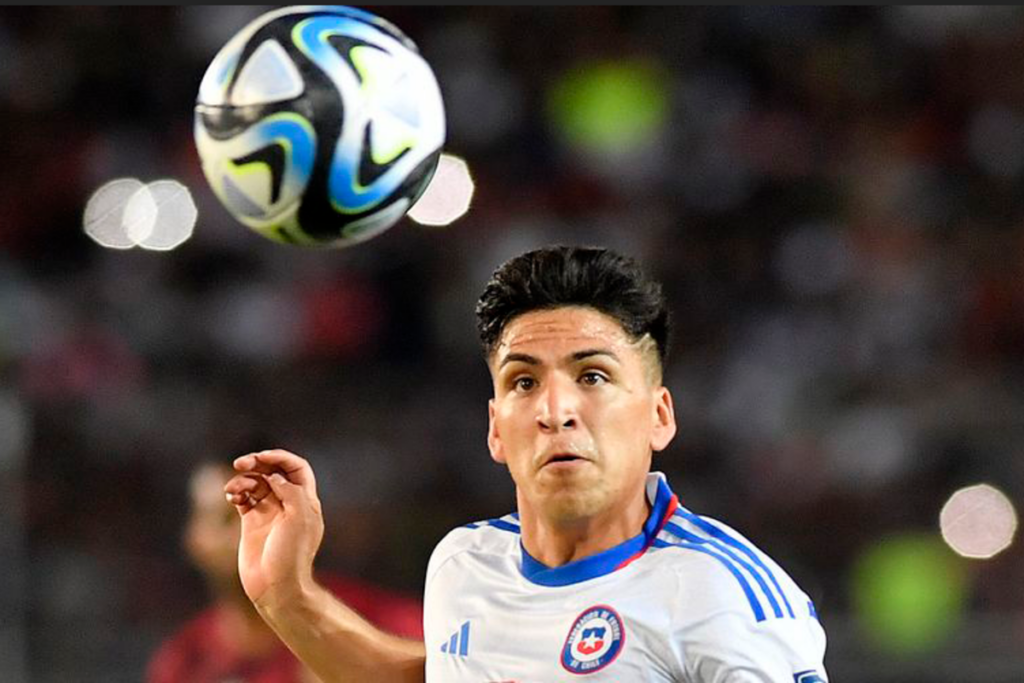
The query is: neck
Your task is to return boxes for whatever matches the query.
[518,485,650,568]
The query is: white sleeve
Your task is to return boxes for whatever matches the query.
[680,606,828,682]
[670,550,829,683]
[423,529,461,648]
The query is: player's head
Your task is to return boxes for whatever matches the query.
[476,245,671,383]
[184,461,243,594]
[477,245,677,526]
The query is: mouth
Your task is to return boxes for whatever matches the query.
[541,452,589,468]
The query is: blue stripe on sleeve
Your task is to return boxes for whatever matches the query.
[652,538,766,622]
[486,518,521,534]
[663,521,784,619]
[673,510,795,619]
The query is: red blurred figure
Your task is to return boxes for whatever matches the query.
[147,462,422,683]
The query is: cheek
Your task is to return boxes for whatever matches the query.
[497,401,531,437]
[599,398,653,445]
[601,393,646,422]
[491,404,526,463]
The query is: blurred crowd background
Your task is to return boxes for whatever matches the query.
[2,5,1024,682]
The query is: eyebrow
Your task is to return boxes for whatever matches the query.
[572,348,621,364]
[497,348,621,370]
[498,352,539,369]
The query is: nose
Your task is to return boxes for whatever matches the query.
[536,375,578,432]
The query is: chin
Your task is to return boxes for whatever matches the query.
[542,486,607,523]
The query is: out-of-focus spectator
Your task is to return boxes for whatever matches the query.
[146,461,422,683]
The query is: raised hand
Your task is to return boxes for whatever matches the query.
[224,449,325,606]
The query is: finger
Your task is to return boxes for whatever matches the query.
[223,472,264,496]
[234,449,318,497]
[225,488,256,514]
[224,473,271,509]
[265,471,319,515]
[234,449,307,477]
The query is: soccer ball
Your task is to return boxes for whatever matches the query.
[194,6,445,247]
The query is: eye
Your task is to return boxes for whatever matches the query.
[580,371,608,386]
[513,376,536,392]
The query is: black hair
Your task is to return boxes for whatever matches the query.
[475,245,671,367]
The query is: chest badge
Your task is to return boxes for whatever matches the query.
[560,605,625,675]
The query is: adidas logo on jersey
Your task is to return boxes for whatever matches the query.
[440,620,471,657]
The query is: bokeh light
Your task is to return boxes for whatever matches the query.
[134,180,198,251]
[940,484,1018,559]
[123,180,159,245]
[83,178,147,250]
[546,58,669,156]
[851,534,967,655]
[408,153,474,226]
[82,178,197,251]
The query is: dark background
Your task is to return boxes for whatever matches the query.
[2,6,1024,681]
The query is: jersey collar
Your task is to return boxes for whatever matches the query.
[519,472,679,587]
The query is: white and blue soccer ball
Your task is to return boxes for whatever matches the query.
[194,6,445,247]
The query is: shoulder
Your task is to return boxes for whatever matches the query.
[649,506,829,680]
[425,512,521,584]
[653,506,812,624]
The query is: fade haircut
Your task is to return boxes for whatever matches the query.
[475,245,671,372]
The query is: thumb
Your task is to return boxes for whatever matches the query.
[265,471,303,507]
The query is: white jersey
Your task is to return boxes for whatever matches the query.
[424,472,827,682]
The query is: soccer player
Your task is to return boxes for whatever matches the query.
[149,461,422,683]
[224,245,829,682]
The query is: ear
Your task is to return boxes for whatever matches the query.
[487,398,506,464]
[650,386,677,452]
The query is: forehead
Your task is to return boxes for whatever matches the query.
[495,306,633,358]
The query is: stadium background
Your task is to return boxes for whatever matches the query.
[1,5,1024,682]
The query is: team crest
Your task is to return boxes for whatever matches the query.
[794,671,826,682]
[560,605,625,675]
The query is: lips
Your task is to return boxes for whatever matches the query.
[540,451,588,468]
